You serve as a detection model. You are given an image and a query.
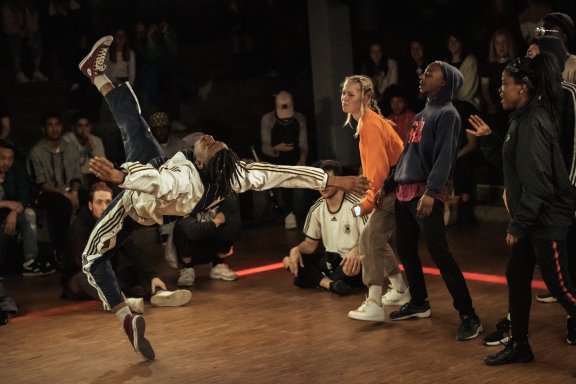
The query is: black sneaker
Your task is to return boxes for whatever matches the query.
[389,301,431,321]
[536,291,558,303]
[329,280,351,296]
[22,260,56,277]
[123,314,155,360]
[485,339,534,366]
[457,313,483,341]
[484,317,511,346]
[567,317,576,345]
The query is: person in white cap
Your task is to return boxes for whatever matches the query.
[260,90,309,229]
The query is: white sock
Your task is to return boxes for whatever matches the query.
[93,74,111,91]
[368,285,383,305]
[115,305,132,323]
[389,273,408,293]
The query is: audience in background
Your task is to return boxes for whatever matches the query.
[27,111,84,264]
[260,90,309,229]
[1,0,48,84]
[361,41,399,114]
[0,139,51,276]
[105,27,136,86]
[447,31,481,109]
[386,85,415,142]
[148,111,188,158]
[63,111,105,188]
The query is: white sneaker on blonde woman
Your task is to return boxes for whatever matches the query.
[348,297,386,322]
[210,264,238,281]
[150,290,192,307]
[126,297,145,314]
[382,285,411,306]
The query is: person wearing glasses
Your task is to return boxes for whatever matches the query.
[540,13,576,83]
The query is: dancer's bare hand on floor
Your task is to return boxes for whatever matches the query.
[90,157,126,184]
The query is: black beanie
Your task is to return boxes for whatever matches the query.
[543,13,575,43]
[533,35,568,71]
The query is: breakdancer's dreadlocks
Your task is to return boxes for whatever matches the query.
[207,148,248,198]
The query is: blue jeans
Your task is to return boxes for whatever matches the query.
[84,83,162,309]
[0,208,38,263]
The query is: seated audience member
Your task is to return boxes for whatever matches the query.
[386,85,415,142]
[63,111,106,187]
[282,160,365,296]
[149,111,189,157]
[61,182,191,311]
[173,194,242,287]
[0,139,53,276]
[27,111,84,262]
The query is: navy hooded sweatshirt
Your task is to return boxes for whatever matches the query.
[394,62,463,199]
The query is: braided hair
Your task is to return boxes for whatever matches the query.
[505,53,563,129]
[342,75,382,138]
[206,148,247,198]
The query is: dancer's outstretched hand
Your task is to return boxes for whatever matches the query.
[90,157,126,184]
[327,175,370,197]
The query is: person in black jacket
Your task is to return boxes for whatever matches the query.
[173,194,242,287]
[61,182,191,312]
[483,55,576,367]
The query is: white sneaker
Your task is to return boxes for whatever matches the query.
[15,71,30,84]
[348,297,386,322]
[126,297,145,314]
[284,212,297,229]
[177,267,196,287]
[210,263,238,281]
[32,70,49,82]
[150,290,192,307]
[382,285,411,306]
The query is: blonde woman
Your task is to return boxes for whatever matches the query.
[342,75,410,322]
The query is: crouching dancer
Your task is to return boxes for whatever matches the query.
[78,36,370,361]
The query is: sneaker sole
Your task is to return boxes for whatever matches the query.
[132,316,155,360]
[458,325,484,341]
[485,335,510,346]
[210,274,238,281]
[536,297,558,303]
[150,290,192,307]
[78,35,113,72]
[390,309,431,321]
[347,311,386,322]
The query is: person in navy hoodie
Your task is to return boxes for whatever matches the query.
[385,60,482,341]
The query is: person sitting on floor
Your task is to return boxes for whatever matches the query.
[282,159,365,296]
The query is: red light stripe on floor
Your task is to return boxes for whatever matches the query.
[235,263,547,289]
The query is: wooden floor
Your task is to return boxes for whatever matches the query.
[1,220,575,384]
